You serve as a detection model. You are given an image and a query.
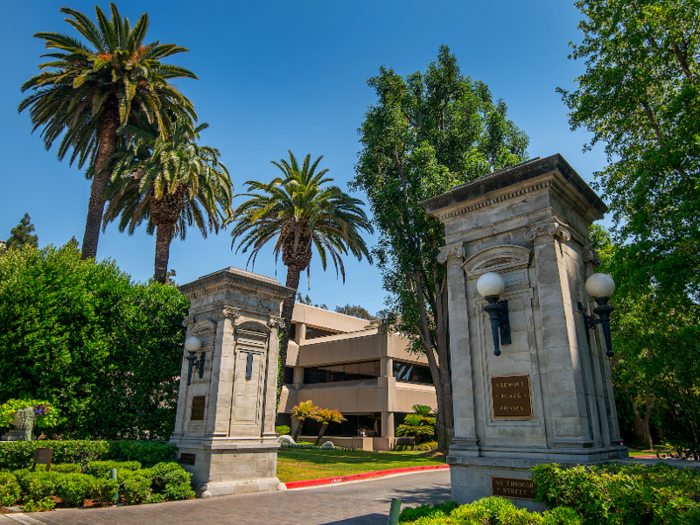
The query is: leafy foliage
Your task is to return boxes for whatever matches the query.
[104,118,233,282]
[311,408,346,446]
[18,3,197,259]
[0,472,21,508]
[291,400,318,442]
[0,399,58,429]
[0,245,188,439]
[559,0,700,301]
[5,214,38,250]
[334,304,374,320]
[352,45,529,447]
[396,405,436,445]
[532,462,700,525]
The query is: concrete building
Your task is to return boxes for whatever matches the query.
[277,304,437,450]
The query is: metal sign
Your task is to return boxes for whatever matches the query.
[33,448,54,471]
[191,396,206,421]
[179,453,196,465]
[491,375,533,419]
[491,476,536,500]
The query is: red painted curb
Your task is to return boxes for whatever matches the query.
[283,464,449,489]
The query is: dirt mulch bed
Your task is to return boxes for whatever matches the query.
[419,449,449,459]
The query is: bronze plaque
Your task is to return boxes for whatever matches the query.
[491,375,533,419]
[33,448,54,471]
[190,396,206,421]
[179,453,196,465]
[492,476,536,500]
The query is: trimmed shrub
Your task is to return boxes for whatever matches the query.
[150,462,195,501]
[84,460,141,478]
[11,469,33,493]
[27,471,61,501]
[91,478,119,504]
[120,470,153,505]
[532,462,700,525]
[0,472,21,507]
[48,463,81,474]
[275,425,291,436]
[54,473,93,507]
[0,440,176,471]
[22,496,55,513]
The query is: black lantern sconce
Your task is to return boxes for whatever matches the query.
[477,272,511,356]
[578,273,616,357]
[185,336,205,386]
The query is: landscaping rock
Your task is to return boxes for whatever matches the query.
[321,441,335,450]
[278,435,295,445]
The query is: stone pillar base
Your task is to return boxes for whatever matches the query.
[0,429,33,441]
[171,438,281,498]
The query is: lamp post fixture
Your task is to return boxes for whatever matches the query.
[185,336,205,386]
[579,273,616,357]
[477,272,511,356]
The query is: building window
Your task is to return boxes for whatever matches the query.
[283,367,295,384]
[303,360,380,384]
[393,361,433,385]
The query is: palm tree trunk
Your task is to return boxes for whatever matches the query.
[81,102,120,260]
[278,264,303,403]
[315,423,328,446]
[293,418,304,442]
[154,223,174,284]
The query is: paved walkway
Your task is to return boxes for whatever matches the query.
[0,470,451,525]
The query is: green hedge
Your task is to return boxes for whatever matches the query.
[532,463,700,525]
[0,440,176,471]
[399,497,582,525]
[1,461,194,510]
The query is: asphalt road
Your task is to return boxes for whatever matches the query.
[0,469,452,525]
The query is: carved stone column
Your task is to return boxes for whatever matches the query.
[170,268,294,498]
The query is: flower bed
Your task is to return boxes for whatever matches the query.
[0,460,194,512]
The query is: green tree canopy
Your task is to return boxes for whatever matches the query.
[19,3,197,260]
[334,304,374,320]
[559,0,700,299]
[0,243,188,439]
[5,214,38,250]
[352,45,529,448]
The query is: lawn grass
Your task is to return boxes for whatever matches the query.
[276,448,446,483]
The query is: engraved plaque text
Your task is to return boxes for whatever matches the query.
[190,396,206,421]
[179,453,196,465]
[491,476,535,500]
[491,375,533,418]
[33,448,54,471]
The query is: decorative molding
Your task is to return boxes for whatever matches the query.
[463,245,533,279]
[437,242,465,264]
[188,283,284,301]
[189,319,217,336]
[525,218,571,242]
[438,181,552,221]
[582,245,602,267]
[267,315,285,329]
[182,315,195,328]
[215,306,241,321]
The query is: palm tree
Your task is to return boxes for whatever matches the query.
[396,404,437,445]
[230,151,373,398]
[312,408,346,446]
[19,3,197,260]
[103,118,232,283]
[290,400,318,442]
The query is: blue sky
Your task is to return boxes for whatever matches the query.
[1,1,608,315]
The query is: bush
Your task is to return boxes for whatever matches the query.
[84,460,141,478]
[399,497,583,525]
[22,496,55,513]
[0,440,176,471]
[48,464,81,474]
[11,469,33,493]
[150,462,195,501]
[120,470,153,505]
[0,472,21,507]
[0,245,188,439]
[275,425,290,436]
[27,471,61,501]
[54,473,93,507]
[532,462,700,525]
[91,478,119,504]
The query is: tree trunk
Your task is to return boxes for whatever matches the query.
[81,102,120,260]
[154,223,174,284]
[626,388,653,449]
[278,264,303,404]
[315,423,328,446]
[293,418,304,442]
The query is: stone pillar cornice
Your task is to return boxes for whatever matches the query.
[525,218,571,242]
[582,245,603,267]
[438,241,465,264]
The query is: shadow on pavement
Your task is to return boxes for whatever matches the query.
[321,513,387,525]
[387,484,452,506]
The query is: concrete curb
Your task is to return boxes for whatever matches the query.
[283,464,449,489]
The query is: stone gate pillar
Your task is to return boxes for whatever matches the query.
[170,267,293,497]
[421,155,627,510]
